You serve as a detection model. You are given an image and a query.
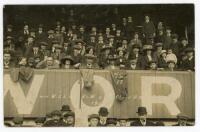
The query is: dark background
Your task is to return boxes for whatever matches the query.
[3,4,194,41]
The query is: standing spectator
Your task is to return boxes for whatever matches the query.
[170,34,180,57]
[142,15,156,43]
[163,27,172,50]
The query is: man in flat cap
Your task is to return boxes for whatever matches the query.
[35,117,46,127]
[43,110,62,127]
[60,111,75,127]
[98,107,109,126]
[182,47,195,71]
[106,118,117,127]
[118,118,128,127]
[153,42,163,62]
[98,45,112,69]
[12,117,24,127]
[130,107,155,126]
[88,114,100,127]
[172,114,192,126]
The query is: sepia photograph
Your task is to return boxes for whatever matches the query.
[3,4,195,127]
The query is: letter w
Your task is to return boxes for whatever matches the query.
[4,74,44,115]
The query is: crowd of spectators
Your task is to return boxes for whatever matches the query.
[3,9,195,71]
[4,106,193,127]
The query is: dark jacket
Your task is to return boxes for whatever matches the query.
[130,120,155,126]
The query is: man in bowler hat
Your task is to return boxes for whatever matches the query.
[98,107,109,126]
[130,106,155,126]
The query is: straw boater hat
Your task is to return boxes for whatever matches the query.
[88,114,100,121]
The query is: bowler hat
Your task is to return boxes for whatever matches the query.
[61,105,71,112]
[98,107,109,116]
[136,107,147,115]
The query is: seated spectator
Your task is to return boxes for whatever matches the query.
[36,56,59,69]
[166,48,177,64]
[167,60,176,71]
[81,54,98,69]
[182,47,194,71]
[60,55,74,69]
[148,60,157,70]
[158,50,168,69]
[105,54,119,70]
[142,45,156,69]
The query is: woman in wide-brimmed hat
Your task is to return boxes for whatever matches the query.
[60,55,74,69]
